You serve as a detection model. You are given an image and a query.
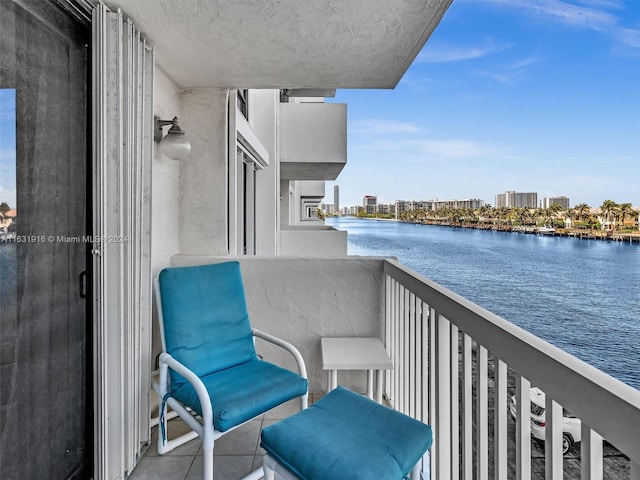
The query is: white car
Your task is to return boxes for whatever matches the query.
[509,386,581,455]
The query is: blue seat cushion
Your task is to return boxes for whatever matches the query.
[172,359,308,432]
[260,386,433,480]
[158,262,258,389]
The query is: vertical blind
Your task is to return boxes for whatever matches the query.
[93,4,154,478]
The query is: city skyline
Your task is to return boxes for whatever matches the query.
[327,0,640,209]
[328,189,620,211]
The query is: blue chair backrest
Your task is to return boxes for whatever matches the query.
[158,262,257,388]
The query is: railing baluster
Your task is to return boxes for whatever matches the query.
[409,291,416,418]
[580,424,603,480]
[421,300,428,424]
[385,274,392,402]
[451,324,460,480]
[462,334,473,480]
[393,279,400,407]
[516,375,531,480]
[399,285,407,413]
[495,359,508,480]
[429,306,437,478]
[403,286,410,414]
[545,397,563,480]
[477,345,488,480]
[436,311,452,480]
[415,299,423,422]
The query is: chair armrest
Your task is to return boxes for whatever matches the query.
[158,352,214,425]
[252,328,308,380]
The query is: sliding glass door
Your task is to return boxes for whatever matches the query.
[0,1,92,478]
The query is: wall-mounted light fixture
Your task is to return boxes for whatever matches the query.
[154,116,191,161]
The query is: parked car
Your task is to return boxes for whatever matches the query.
[509,386,581,455]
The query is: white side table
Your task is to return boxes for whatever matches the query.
[321,337,393,403]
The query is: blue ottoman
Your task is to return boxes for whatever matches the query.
[261,386,433,480]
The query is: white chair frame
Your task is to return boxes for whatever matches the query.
[152,277,308,480]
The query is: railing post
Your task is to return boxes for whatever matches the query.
[429,307,437,478]
[545,398,563,480]
[580,424,603,480]
[516,375,531,480]
[451,324,460,480]
[384,274,391,401]
[436,311,451,480]
[476,345,488,480]
[494,359,508,480]
[461,334,473,480]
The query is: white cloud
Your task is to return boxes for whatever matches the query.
[414,139,507,159]
[473,54,542,85]
[614,27,640,50]
[359,137,509,160]
[418,38,511,63]
[351,119,422,134]
[461,0,617,30]
[460,0,640,53]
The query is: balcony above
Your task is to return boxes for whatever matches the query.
[280,103,347,181]
[103,1,453,89]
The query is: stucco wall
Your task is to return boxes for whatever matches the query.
[170,255,386,393]
[249,89,279,255]
[152,69,182,276]
[280,227,347,256]
[179,88,229,255]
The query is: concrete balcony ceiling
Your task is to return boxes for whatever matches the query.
[103,0,453,89]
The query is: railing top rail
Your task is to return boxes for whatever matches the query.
[384,258,640,460]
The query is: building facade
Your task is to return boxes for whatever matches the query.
[363,195,377,215]
[542,196,570,209]
[495,191,538,208]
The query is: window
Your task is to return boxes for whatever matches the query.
[237,89,248,119]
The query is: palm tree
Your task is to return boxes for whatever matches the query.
[573,203,590,222]
[546,203,562,226]
[600,199,618,230]
[617,203,636,231]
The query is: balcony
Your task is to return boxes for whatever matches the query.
[132,256,640,479]
[280,226,348,256]
[279,103,347,181]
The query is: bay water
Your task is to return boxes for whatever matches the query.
[327,217,640,390]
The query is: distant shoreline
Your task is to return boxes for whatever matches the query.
[332,216,640,244]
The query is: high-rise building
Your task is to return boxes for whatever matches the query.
[363,195,377,214]
[495,191,537,209]
[542,196,570,209]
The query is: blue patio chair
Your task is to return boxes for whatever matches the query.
[153,261,308,480]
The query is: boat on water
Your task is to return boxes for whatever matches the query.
[537,225,555,235]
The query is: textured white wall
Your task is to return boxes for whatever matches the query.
[280,227,347,256]
[249,90,278,255]
[152,69,182,276]
[170,255,386,393]
[180,89,229,255]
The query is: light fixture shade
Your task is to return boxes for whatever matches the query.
[160,131,191,161]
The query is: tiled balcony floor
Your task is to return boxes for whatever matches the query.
[129,394,323,480]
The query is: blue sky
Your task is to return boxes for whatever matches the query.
[0,89,16,210]
[328,0,640,209]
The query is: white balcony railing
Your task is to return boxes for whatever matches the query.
[383,258,640,480]
[172,255,640,480]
